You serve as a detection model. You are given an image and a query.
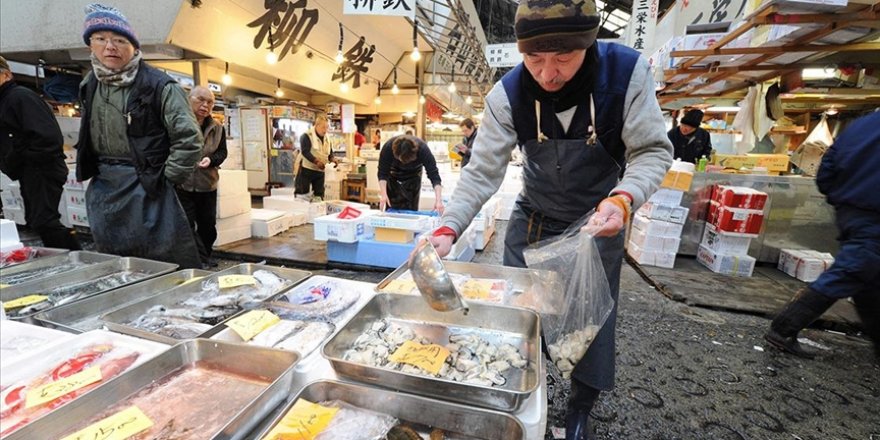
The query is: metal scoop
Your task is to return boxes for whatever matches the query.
[408,240,469,313]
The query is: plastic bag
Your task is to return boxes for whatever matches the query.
[523,211,615,379]
[791,116,832,176]
[315,400,398,440]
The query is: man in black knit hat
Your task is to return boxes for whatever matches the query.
[667,108,712,164]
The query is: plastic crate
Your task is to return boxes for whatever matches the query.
[326,239,415,268]
[368,213,432,231]
[313,211,375,243]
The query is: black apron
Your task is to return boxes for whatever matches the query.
[86,161,201,269]
[388,171,422,211]
[503,96,625,391]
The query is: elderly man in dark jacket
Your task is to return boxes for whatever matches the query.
[0,56,81,249]
[667,109,712,164]
[765,110,880,360]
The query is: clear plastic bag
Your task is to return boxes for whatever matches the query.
[523,211,615,378]
[315,400,398,440]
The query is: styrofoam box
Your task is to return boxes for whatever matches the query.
[290,212,308,227]
[697,244,756,277]
[0,190,22,208]
[64,188,87,208]
[271,187,297,197]
[250,208,286,222]
[217,212,252,231]
[1,218,20,243]
[627,241,676,269]
[474,224,496,251]
[3,206,26,225]
[0,172,12,189]
[67,205,90,227]
[648,189,684,206]
[637,202,688,225]
[632,213,684,238]
[314,211,376,243]
[701,223,752,255]
[252,215,291,238]
[215,224,251,246]
[64,172,90,191]
[498,205,514,221]
[0,320,75,368]
[217,169,249,196]
[629,226,681,253]
[262,196,326,222]
[447,223,477,260]
[326,201,370,216]
[217,193,252,219]
[369,213,432,231]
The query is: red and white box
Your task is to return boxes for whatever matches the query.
[712,185,768,210]
[778,249,835,283]
[701,223,753,255]
[697,244,756,277]
[708,201,764,235]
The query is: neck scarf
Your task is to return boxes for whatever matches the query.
[90,51,142,87]
[521,45,598,112]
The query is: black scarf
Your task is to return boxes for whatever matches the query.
[521,45,598,112]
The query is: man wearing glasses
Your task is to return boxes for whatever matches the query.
[74,3,203,268]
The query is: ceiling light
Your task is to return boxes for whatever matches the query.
[802,67,835,80]
[419,95,426,105]
[274,79,284,97]
[706,106,740,112]
[465,95,473,105]
[340,82,349,93]
[410,19,421,62]
[335,50,345,64]
[221,62,232,86]
[448,82,456,93]
[392,83,399,94]
[266,51,278,65]
[375,96,382,105]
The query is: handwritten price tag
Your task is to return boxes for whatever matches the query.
[61,406,154,440]
[218,275,257,289]
[388,340,450,375]
[180,276,204,286]
[26,366,102,408]
[262,399,339,440]
[381,279,417,294]
[461,280,495,300]
[3,294,48,310]
[226,310,281,341]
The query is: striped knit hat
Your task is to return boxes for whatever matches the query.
[83,4,140,49]
[515,0,600,53]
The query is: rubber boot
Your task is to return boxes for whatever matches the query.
[764,287,836,359]
[566,380,599,440]
[852,293,880,360]
[37,226,82,250]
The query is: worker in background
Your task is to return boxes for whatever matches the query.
[428,1,672,438]
[372,128,382,150]
[667,109,712,164]
[293,114,335,200]
[378,134,443,213]
[455,118,478,168]
[765,110,880,361]
[75,4,203,268]
[0,56,81,250]
[176,86,227,269]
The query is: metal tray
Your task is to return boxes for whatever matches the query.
[1,257,178,322]
[33,269,211,333]
[0,246,69,268]
[4,339,299,440]
[256,380,526,439]
[376,260,564,314]
[101,264,311,344]
[0,250,118,287]
[322,293,541,411]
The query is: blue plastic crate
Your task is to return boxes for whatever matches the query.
[326,239,416,269]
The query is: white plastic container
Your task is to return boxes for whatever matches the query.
[368,212,431,231]
[0,320,76,368]
[216,193,252,219]
[314,211,375,243]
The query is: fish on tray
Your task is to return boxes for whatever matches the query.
[6,270,149,318]
[0,343,140,437]
[241,318,335,356]
[0,262,83,286]
[265,280,359,320]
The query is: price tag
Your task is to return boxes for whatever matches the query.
[61,406,154,440]
[381,279,417,294]
[0,283,9,289]
[180,276,204,286]
[226,310,281,341]
[461,279,495,300]
[388,340,450,375]
[3,294,48,310]
[262,399,339,440]
[218,275,256,289]
[26,366,103,408]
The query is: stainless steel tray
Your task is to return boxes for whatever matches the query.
[1,257,178,322]
[0,250,118,287]
[376,260,564,314]
[4,339,299,440]
[1,246,69,268]
[322,293,541,411]
[101,264,311,344]
[256,380,526,439]
[33,269,211,333]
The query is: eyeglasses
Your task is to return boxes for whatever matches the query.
[193,96,215,106]
[90,36,132,47]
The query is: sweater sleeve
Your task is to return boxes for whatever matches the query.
[160,83,203,184]
[300,133,317,163]
[377,140,393,182]
[421,143,442,187]
[614,56,674,208]
[209,127,228,167]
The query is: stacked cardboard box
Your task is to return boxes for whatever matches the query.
[697,186,768,277]
[215,169,252,246]
[778,249,835,282]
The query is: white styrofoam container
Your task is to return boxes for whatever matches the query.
[697,244,756,277]
[627,241,676,269]
[648,189,684,206]
[314,211,376,243]
[0,218,19,244]
[0,172,12,189]
[250,208,286,222]
[215,224,252,246]
[0,320,75,369]
[0,190,22,208]
[325,201,371,216]
[637,202,689,225]
[289,212,308,227]
[67,205,90,227]
[632,213,684,238]
[270,187,297,197]
[217,212,252,231]
[2,206,26,225]
[498,205,514,221]
[369,213,432,231]
[252,214,291,238]
[216,193,252,219]
[701,223,753,255]
[64,188,87,208]
[629,226,681,253]
[217,169,249,196]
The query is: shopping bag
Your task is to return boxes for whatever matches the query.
[790,116,832,176]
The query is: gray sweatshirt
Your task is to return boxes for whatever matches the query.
[441,55,673,236]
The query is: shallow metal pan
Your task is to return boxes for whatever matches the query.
[0,246,69,268]
[0,250,118,287]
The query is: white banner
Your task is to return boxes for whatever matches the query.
[343,0,415,18]
[485,43,522,68]
[625,0,659,53]
[341,104,356,134]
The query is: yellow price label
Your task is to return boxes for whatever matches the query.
[461,280,496,300]
[381,279,417,295]
[262,399,339,440]
[0,283,9,289]
[388,340,450,375]
[61,406,154,440]
[3,294,48,310]
[26,366,102,409]
[218,275,257,289]
[181,276,204,286]
[226,310,281,341]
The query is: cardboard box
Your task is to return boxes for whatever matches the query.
[660,170,694,192]
[697,244,756,277]
[712,185,769,210]
[712,154,790,173]
[632,213,684,238]
[778,249,835,282]
[629,227,681,253]
[215,224,251,246]
[217,212,252,231]
[708,201,764,235]
[216,193,252,219]
[701,223,753,255]
[374,227,415,244]
[627,241,676,269]
[217,169,249,196]
[637,202,689,225]
[648,189,684,206]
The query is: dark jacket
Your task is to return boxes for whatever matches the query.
[178,117,227,192]
[667,125,712,164]
[0,81,67,180]
[816,111,880,214]
[378,136,442,187]
[460,128,476,168]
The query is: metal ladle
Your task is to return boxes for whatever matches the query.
[408,239,469,314]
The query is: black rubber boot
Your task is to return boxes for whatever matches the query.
[37,226,82,250]
[764,287,836,359]
[566,380,600,440]
[852,293,880,360]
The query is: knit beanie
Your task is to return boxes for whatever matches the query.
[515,0,600,53]
[681,109,704,128]
[82,3,140,49]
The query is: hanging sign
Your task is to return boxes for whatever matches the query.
[332,37,375,89]
[343,0,415,18]
[485,43,522,68]
[625,0,659,53]
[248,0,320,62]
[676,0,747,34]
